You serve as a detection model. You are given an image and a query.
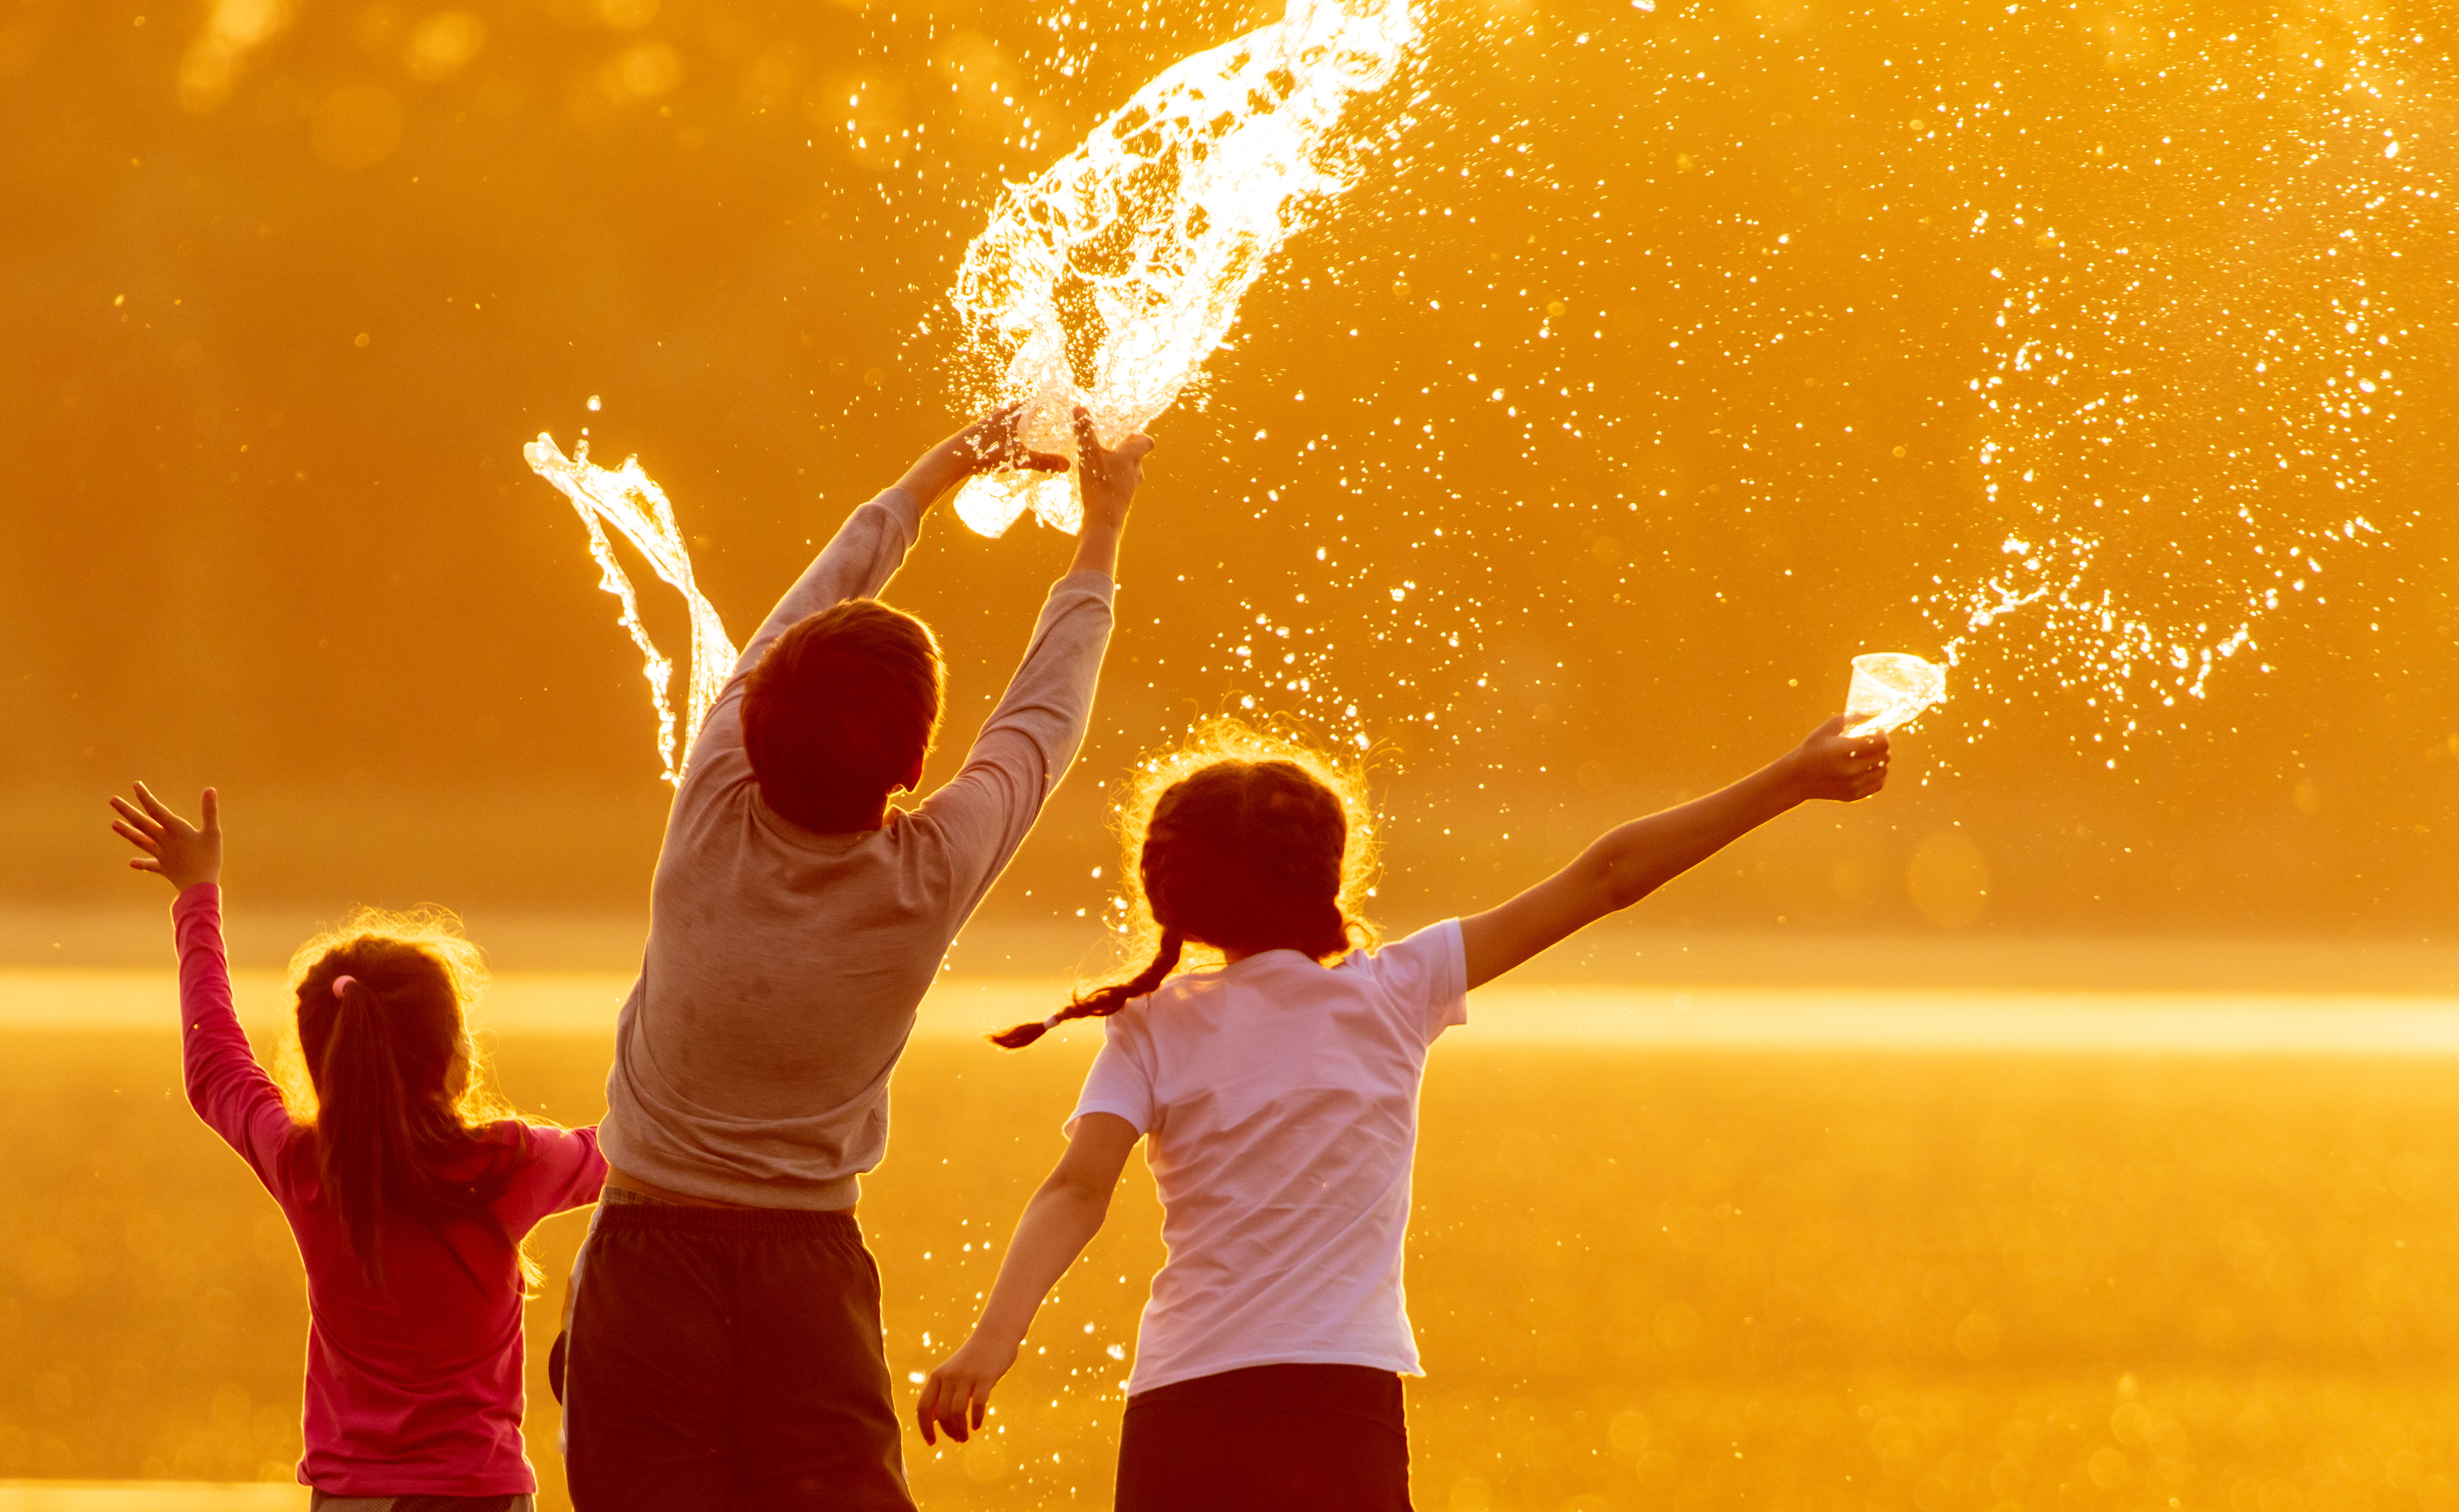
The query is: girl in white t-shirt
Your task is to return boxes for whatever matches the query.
[916,715,1890,1509]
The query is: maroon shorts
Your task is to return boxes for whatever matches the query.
[1115,1362,1411,1511]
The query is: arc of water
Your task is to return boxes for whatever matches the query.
[948,0,1421,537]
[526,434,739,784]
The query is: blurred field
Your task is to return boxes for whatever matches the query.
[9,980,2459,1511]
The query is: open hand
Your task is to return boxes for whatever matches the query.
[914,1331,1019,1446]
[109,783,222,891]
[1073,406,1154,538]
[1785,715,1890,803]
[952,401,1071,477]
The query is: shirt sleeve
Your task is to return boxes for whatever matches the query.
[1068,1014,1157,1136]
[174,885,301,1196]
[499,1125,608,1234]
[1370,920,1470,1046]
[908,570,1116,921]
[675,487,925,786]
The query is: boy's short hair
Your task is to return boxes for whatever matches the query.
[742,600,944,832]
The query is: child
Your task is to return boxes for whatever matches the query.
[558,404,1152,1511]
[108,782,607,1511]
[915,714,1891,1510]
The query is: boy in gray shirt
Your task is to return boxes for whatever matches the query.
[562,405,1154,1511]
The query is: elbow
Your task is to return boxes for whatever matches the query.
[1044,1174,1115,1229]
[1594,861,1662,915]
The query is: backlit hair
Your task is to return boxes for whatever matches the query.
[283,907,541,1289]
[743,599,944,832]
[993,718,1381,1048]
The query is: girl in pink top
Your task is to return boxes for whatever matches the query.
[110,783,607,1511]
[916,714,1891,1510]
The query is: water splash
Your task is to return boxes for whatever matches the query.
[526,435,738,784]
[946,0,1420,537]
[1921,18,2428,755]
[1844,654,1947,738]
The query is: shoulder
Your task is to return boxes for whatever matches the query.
[1349,920,1466,996]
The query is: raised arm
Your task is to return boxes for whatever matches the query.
[1457,716,1889,990]
[685,405,1072,775]
[738,405,1068,675]
[912,413,1152,908]
[915,1112,1140,1445]
[109,784,296,1184]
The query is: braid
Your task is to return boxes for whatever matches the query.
[989,932,1185,1049]
[990,752,1359,1050]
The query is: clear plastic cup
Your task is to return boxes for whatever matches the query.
[1843,652,1947,737]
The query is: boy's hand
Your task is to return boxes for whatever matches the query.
[953,401,1072,476]
[1070,406,1154,577]
[1784,715,1890,803]
[914,1331,1020,1446]
[897,402,1071,505]
[109,783,222,891]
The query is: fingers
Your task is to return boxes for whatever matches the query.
[109,796,164,838]
[1116,433,1155,463]
[111,819,163,855]
[129,856,164,873]
[132,780,179,827]
[1022,450,1070,473]
[917,1371,981,1444]
[938,1381,975,1443]
[200,788,220,836]
[1072,404,1103,459]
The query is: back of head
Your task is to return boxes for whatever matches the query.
[743,599,945,832]
[993,746,1365,1048]
[290,911,516,1285]
[1140,759,1352,960]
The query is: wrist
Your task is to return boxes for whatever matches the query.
[1764,750,1812,808]
[901,443,970,503]
[972,1315,1028,1352]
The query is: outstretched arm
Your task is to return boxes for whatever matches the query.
[109,784,296,1186]
[682,405,1072,779]
[738,403,1068,675]
[892,401,1071,512]
[1458,716,1890,990]
[915,1113,1141,1445]
[912,411,1154,914]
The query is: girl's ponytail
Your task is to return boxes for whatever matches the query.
[291,917,528,1290]
[315,975,412,1284]
[990,931,1185,1048]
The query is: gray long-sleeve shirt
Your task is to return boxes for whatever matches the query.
[597,486,1115,1209]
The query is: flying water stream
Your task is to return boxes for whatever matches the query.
[944,0,1422,537]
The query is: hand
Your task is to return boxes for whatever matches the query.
[914,1331,1020,1446]
[897,402,1071,505]
[1784,715,1890,803]
[951,401,1072,477]
[109,783,223,891]
[1073,405,1154,540]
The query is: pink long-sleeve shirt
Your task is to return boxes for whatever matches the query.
[174,883,606,1496]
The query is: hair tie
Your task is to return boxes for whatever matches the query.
[1040,1012,1066,1030]
[331,975,357,999]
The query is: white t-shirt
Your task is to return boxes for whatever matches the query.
[1069,920,1469,1395]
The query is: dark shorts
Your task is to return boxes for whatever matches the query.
[558,1199,914,1512]
[1115,1362,1412,1512]
[309,1498,533,1512]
